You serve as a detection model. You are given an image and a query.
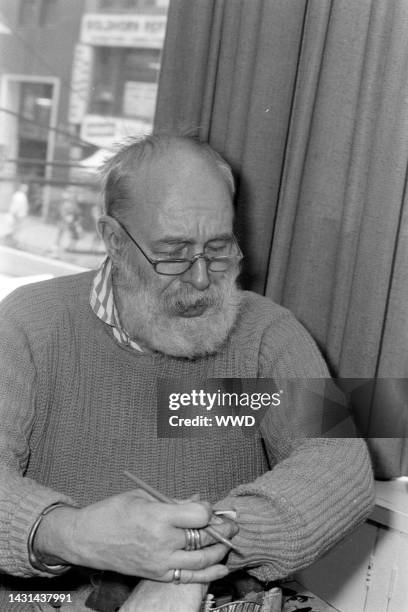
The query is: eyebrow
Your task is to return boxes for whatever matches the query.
[151,233,234,247]
[151,237,193,247]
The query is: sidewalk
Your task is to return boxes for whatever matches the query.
[0,213,105,270]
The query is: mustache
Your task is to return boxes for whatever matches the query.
[163,287,221,312]
[162,270,239,314]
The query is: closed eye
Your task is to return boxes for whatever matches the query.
[205,239,233,255]
[207,244,228,252]
[157,247,189,259]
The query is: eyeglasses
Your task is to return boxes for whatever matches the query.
[111,216,243,276]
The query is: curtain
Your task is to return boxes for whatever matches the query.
[155,0,308,289]
[154,0,408,477]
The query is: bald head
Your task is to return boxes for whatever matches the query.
[100,135,235,224]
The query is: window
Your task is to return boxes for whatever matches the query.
[18,82,53,178]
[1,0,169,278]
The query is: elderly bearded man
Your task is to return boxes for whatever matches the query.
[0,135,374,611]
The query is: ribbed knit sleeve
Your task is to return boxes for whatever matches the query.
[216,311,375,581]
[0,309,75,577]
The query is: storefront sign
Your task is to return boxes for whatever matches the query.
[80,114,152,148]
[68,44,93,124]
[81,14,167,48]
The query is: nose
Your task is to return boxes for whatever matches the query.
[182,255,210,291]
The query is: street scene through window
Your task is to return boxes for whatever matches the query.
[0,0,169,297]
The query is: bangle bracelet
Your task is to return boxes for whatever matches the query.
[27,501,74,575]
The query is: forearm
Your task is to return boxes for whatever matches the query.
[0,467,76,577]
[215,438,375,581]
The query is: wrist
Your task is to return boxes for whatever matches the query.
[32,503,79,569]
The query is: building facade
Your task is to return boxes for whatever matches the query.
[0,0,168,215]
[76,0,168,149]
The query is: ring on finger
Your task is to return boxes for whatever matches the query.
[184,528,193,551]
[184,528,202,551]
[192,528,202,550]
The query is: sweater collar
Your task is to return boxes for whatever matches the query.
[90,257,143,352]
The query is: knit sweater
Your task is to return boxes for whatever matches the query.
[0,272,375,601]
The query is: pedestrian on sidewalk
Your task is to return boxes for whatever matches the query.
[4,183,29,244]
[53,187,82,253]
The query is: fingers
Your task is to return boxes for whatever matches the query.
[198,519,238,547]
[162,564,229,584]
[126,491,212,529]
[171,542,230,570]
[127,490,229,539]
[179,518,238,550]
[168,520,238,554]
[165,501,213,528]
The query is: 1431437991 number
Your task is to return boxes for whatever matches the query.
[9,593,72,604]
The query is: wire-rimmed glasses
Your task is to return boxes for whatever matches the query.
[112,216,243,276]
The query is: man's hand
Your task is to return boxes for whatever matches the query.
[119,580,207,612]
[34,490,237,582]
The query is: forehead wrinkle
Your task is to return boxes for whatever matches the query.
[155,204,232,242]
[126,145,233,241]
[152,236,193,245]
[151,231,233,247]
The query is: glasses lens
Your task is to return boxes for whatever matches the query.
[207,257,234,272]
[155,261,191,275]
[205,238,238,256]
[156,255,241,275]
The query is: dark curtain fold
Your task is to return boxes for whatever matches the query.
[156,0,308,290]
[154,0,408,477]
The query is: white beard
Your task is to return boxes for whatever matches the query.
[114,265,242,359]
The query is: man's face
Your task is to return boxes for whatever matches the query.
[114,148,242,358]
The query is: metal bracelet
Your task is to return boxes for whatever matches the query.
[27,501,75,575]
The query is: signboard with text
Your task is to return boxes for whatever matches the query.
[80,14,167,48]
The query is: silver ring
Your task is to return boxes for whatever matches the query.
[184,528,193,551]
[172,568,182,585]
[184,528,203,551]
[192,528,202,550]
[184,528,202,551]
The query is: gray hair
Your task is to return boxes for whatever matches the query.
[99,134,235,221]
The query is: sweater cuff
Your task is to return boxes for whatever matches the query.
[214,493,301,582]
[1,476,76,578]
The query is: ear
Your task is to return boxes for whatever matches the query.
[97,215,125,263]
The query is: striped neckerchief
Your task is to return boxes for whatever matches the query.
[90,257,143,352]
